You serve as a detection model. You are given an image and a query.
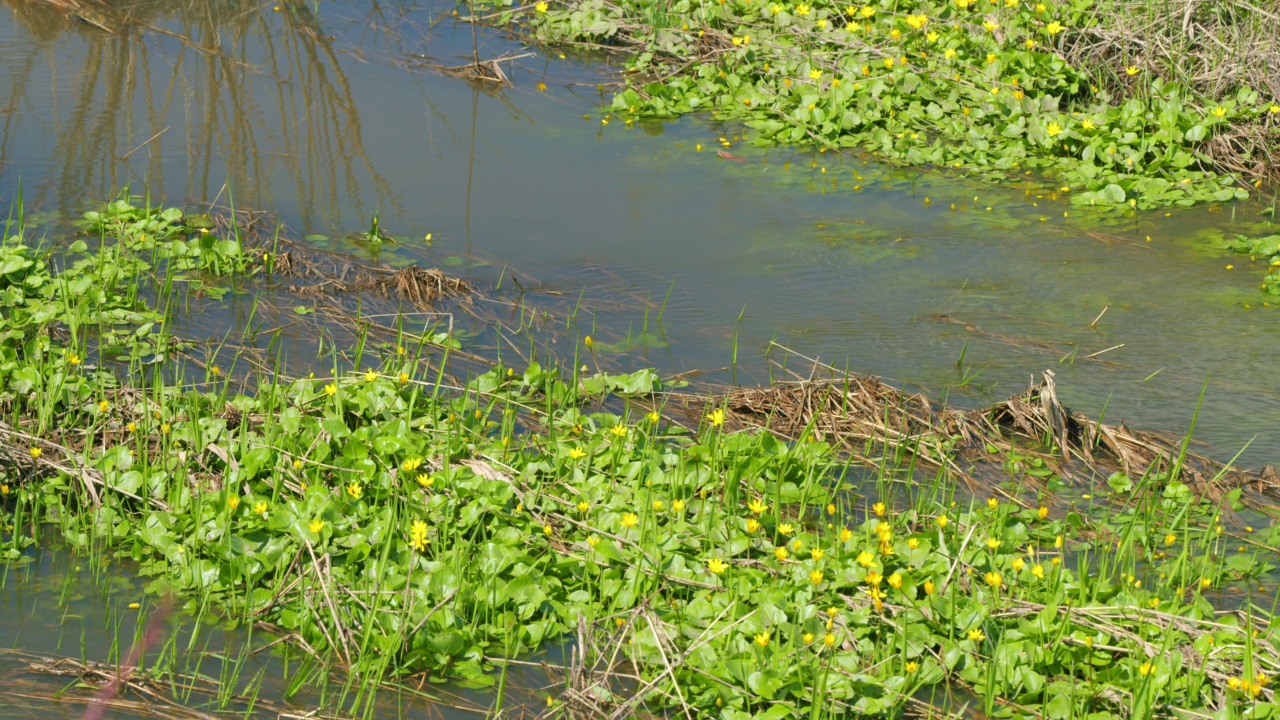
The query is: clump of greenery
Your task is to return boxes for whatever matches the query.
[4,201,1280,718]
[496,0,1278,209]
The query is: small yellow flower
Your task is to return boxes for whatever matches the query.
[944,48,957,59]
[401,457,423,472]
[809,569,825,585]
[906,661,918,673]
[872,501,886,517]
[794,3,809,15]
[97,400,110,413]
[543,524,553,535]
[792,538,804,552]
[672,499,685,512]
[1054,535,1063,549]
[857,550,875,567]
[409,519,429,551]
[967,628,985,642]
[778,523,794,536]
[986,53,997,63]
[347,482,363,500]
[584,335,594,348]
[1025,38,1035,48]
[983,20,998,31]
[647,411,660,424]
[309,519,325,534]
[127,421,137,432]
[611,424,628,438]
[1012,557,1025,572]
[936,516,948,529]
[906,538,920,550]
[568,447,587,460]
[1046,122,1062,137]
[811,548,824,561]
[535,0,548,11]
[1210,106,1227,119]
[924,580,935,595]
[228,496,240,510]
[417,473,435,488]
[28,446,41,459]
[883,57,894,69]
[887,572,902,589]
[747,518,761,532]
[1200,577,1212,589]
[1045,20,1063,35]
[809,68,823,81]
[984,571,1003,589]
[803,632,815,644]
[398,372,409,385]
[710,409,725,427]
[865,570,883,586]
[748,498,768,515]
[859,4,875,18]
[754,632,770,647]
[1228,677,1244,691]
[324,383,337,396]
[652,499,664,511]
[707,558,729,574]
[985,538,1002,550]
[987,497,999,510]
[824,633,836,646]
[620,512,639,528]
[364,369,378,383]
[775,546,789,561]
[927,30,939,42]
[587,535,600,548]
[1125,65,1139,76]
[1031,564,1045,578]
[253,501,268,515]
[1139,662,1153,677]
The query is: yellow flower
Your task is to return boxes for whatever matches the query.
[710,409,725,427]
[535,0,548,11]
[1046,122,1062,137]
[67,352,81,365]
[1210,106,1227,119]
[1200,577,1212,589]
[1054,535,1063,548]
[840,527,854,542]
[611,424,628,438]
[770,2,783,13]
[824,633,836,647]
[809,69,823,81]
[1228,677,1243,691]
[747,518,761,532]
[857,550,875,567]
[927,30,939,42]
[309,519,325,534]
[1037,506,1049,519]
[647,411,661,424]
[883,57,894,69]
[887,572,902,589]
[826,503,836,515]
[923,580,935,595]
[584,335,594,348]
[872,501,886,517]
[986,53,997,64]
[967,628,985,642]
[859,5,875,18]
[779,523,794,536]
[253,501,268,515]
[1164,533,1176,546]
[567,447,587,460]
[1012,557,1025,572]
[907,538,919,550]
[816,19,827,29]
[324,383,337,396]
[748,498,768,515]
[865,570,883,586]
[542,523,553,535]
[1125,65,1139,75]
[1081,118,1096,130]
[987,497,999,510]
[983,20,999,31]
[754,632,770,647]
[621,513,639,528]
[1031,564,1045,578]
[991,87,1000,95]
[889,28,901,39]
[809,569,825,584]
[794,3,810,15]
[906,661,918,673]
[160,423,170,435]
[985,537,1002,550]
[97,400,110,413]
[791,538,804,552]
[28,446,41,459]
[347,482,363,500]
[409,519,429,551]
[127,422,137,432]
[364,369,378,382]
[672,499,685,512]
[775,546,789,561]
[1045,20,1063,35]
[652,499,664,511]
[398,372,410,385]
[401,457,422,472]
[984,571,1003,589]
[1270,104,1280,114]
[417,473,435,488]
[587,535,600,548]
[707,558,729,574]
[1025,38,1035,48]
[811,548,824,561]
[1139,662,1153,677]
[906,13,928,29]
[228,496,240,510]
[936,516,948,528]
[944,48,957,59]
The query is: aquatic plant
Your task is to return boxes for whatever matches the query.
[487,0,1278,209]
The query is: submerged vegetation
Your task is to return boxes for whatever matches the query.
[495,0,1279,209]
[3,198,1280,719]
